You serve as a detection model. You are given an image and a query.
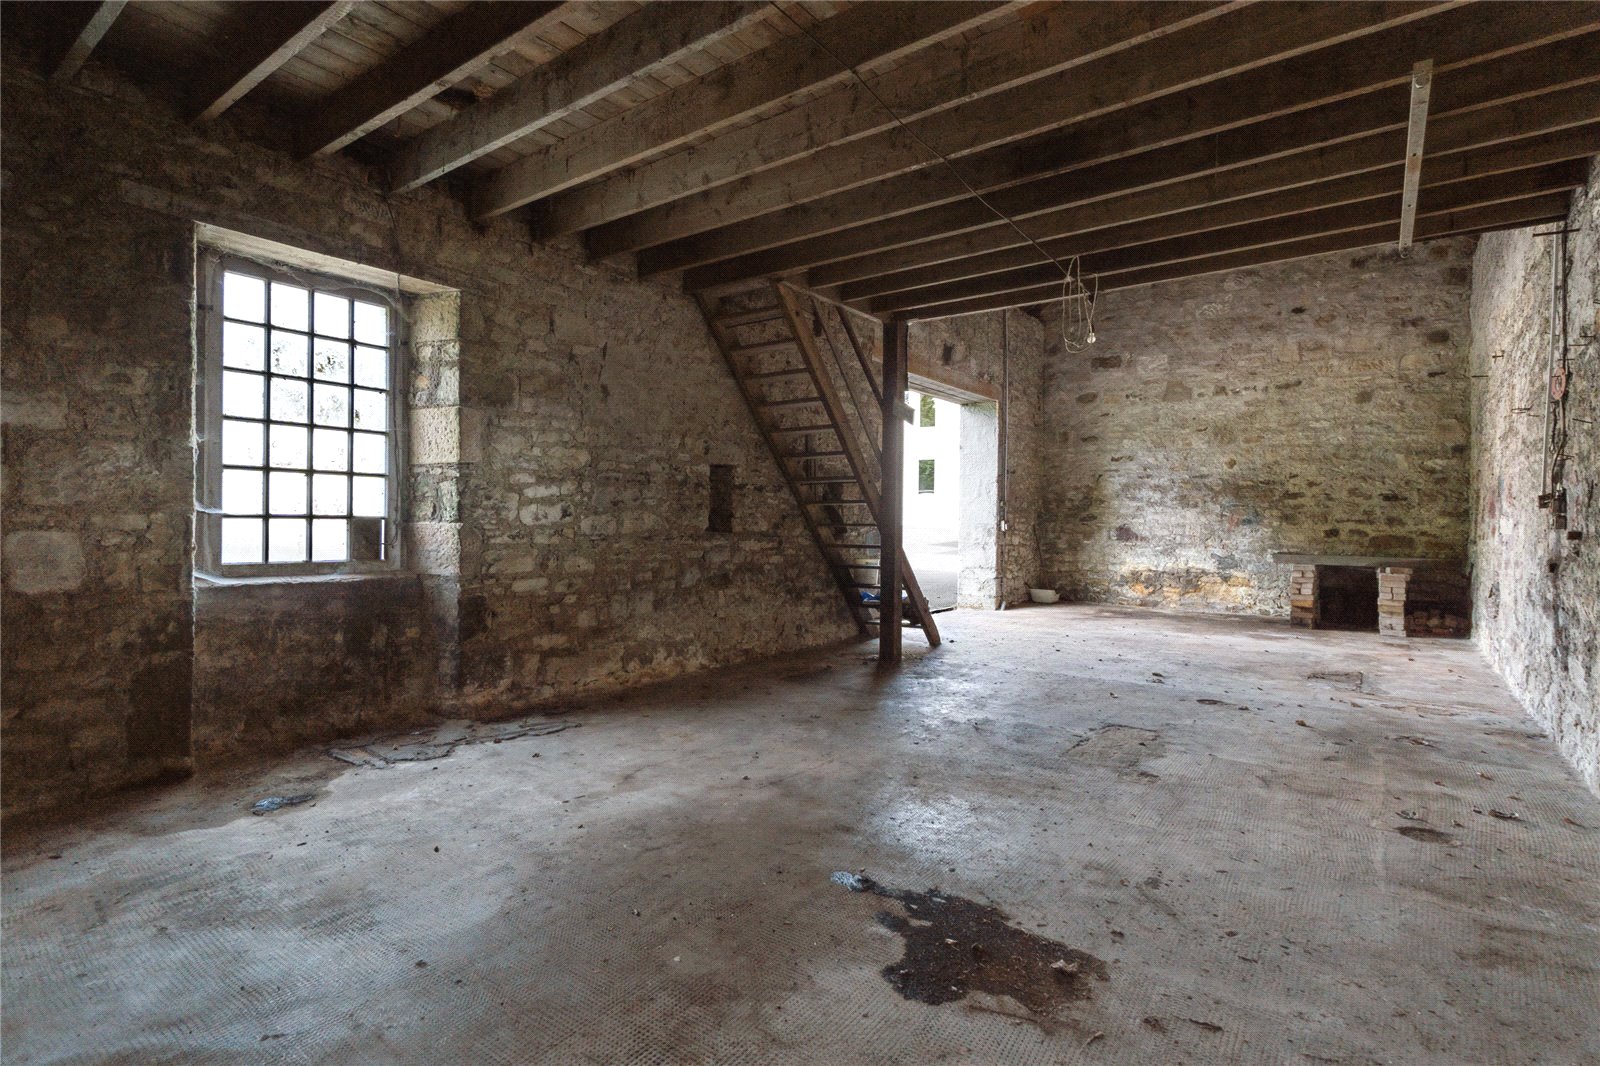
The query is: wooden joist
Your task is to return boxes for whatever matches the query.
[535,1,1232,239]
[844,128,1600,305]
[665,10,1600,286]
[679,35,1600,292]
[866,160,1589,314]
[470,2,1009,220]
[298,1,568,158]
[388,2,772,192]
[610,0,1458,262]
[48,1,127,85]
[898,191,1576,320]
[189,1,355,123]
[828,120,1600,300]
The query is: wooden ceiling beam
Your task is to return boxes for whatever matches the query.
[469,1,1011,220]
[866,161,1588,313]
[535,1,1235,239]
[298,1,568,158]
[388,2,772,192]
[48,1,127,85]
[842,125,1600,304]
[900,192,1575,320]
[602,0,1458,260]
[189,1,355,123]
[678,31,1600,291]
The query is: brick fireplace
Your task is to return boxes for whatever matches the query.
[1278,554,1469,638]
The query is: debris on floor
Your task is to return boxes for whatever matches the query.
[328,717,577,769]
[832,872,1108,1020]
[250,794,314,815]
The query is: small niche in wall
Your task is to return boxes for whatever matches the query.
[708,464,735,533]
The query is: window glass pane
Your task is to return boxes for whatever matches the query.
[919,394,936,427]
[268,471,307,515]
[221,468,262,515]
[223,272,266,323]
[270,377,309,422]
[268,424,308,469]
[222,322,264,370]
[222,371,264,419]
[313,338,349,382]
[267,518,308,563]
[353,346,387,388]
[313,384,349,427]
[221,419,263,466]
[220,518,263,564]
[311,519,347,562]
[352,432,386,474]
[314,292,350,338]
[312,473,348,515]
[352,388,386,431]
[353,301,387,345]
[270,282,308,330]
[313,428,349,471]
[270,330,308,376]
[352,476,386,518]
[918,459,935,493]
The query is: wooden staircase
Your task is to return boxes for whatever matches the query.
[697,280,940,646]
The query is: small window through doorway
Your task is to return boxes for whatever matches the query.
[196,254,403,576]
[918,459,936,494]
[919,394,937,427]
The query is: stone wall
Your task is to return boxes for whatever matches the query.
[1469,159,1599,794]
[1,51,855,814]
[1037,241,1476,615]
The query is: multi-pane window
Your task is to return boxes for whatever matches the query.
[199,256,401,575]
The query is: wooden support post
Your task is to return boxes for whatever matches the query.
[879,317,908,663]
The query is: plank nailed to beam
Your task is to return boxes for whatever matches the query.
[48,1,127,85]
[299,1,567,158]
[189,1,354,123]
[535,1,1234,239]
[1398,59,1436,254]
[388,2,772,192]
[472,1,1008,221]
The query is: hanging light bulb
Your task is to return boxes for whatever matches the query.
[1086,331,1096,344]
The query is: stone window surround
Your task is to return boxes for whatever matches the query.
[191,225,458,586]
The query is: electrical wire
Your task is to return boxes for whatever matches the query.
[767,2,1097,328]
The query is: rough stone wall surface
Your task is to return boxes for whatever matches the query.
[192,578,436,760]
[1037,241,1477,615]
[1469,160,1599,794]
[0,53,853,814]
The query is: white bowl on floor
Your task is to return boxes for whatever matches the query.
[1028,588,1060,604]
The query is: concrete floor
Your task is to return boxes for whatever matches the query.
[5,605,1598,1064]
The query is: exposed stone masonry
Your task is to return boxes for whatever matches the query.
[1037,241,1476,616]
[1469,158,1599,794]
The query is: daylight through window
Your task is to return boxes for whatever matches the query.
[203,259,399,572]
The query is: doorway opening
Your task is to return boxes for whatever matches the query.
[903,386,998,612]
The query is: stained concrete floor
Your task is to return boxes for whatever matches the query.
[4,605,1599,1064]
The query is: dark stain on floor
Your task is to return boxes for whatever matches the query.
[1395,825,1456,845]
[837,874,1109,1017]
